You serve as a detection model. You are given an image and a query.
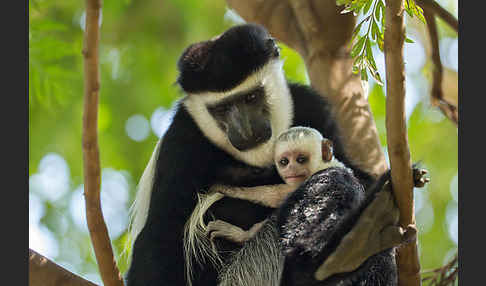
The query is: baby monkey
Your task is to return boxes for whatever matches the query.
[207,126,346,244]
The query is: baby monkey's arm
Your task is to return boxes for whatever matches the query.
[210,184,297,208]
[206,219,267,245]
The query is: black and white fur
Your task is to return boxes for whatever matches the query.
[125,24,389,286]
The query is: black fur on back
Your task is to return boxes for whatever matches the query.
[277,167,397,286]
[177,24,280,93]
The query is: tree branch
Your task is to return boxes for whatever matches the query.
[416,0,458,33]
[226,0,388,178]
[383,0,421,285]
[424,10,458,125]
[29,249,98,286]
[82,1,125,286]
[421,252,458,286]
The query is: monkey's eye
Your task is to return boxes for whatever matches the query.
[245,93,257,103]
[296,155,308,164]
[279,158,289,167]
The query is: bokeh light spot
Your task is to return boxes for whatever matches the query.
[126,114,150,142]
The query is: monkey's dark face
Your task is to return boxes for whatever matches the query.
[207,86,272,151]
[181,24,294,167]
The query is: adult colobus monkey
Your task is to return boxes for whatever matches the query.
[126,24,414,286]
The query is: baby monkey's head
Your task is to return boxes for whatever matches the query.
[274,127,343,187]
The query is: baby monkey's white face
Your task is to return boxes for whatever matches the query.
[275,148,312,187]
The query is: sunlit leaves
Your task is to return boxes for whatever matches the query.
[337,0,425,85]
[339,0,385,85]
[29,6,83,109]
[404,0,426,23]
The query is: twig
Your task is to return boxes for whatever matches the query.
[383,0,421,285]
[421,252,458,286]
[29,248,98,286]
[82,1,125,286]
[416,0,458,33]
[424,10,458,125]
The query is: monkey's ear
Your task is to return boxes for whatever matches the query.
[321,139,333,162]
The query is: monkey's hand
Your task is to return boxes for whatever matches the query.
[314,189,417,281]
[214,184,295,208]
[413,167,430,188]
[207,220,265,245]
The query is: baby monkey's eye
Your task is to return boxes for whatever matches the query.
[296,155,308,164]
[279,158,289,166]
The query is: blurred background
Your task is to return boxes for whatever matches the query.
[29,0,458,284]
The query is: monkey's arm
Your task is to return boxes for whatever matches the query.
[314,166,427,280]
[314,188,416,281]
[207,219,267,245]
[210,184,296,208]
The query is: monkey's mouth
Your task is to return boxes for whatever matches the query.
[284,175,307,183]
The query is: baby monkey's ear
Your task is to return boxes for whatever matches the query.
[321,139,334,162]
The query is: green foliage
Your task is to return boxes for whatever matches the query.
[337,0,425,85]
[404,0,426,24]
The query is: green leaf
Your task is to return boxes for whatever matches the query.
[351,36,366,58]
[360,66,369,81]
[405,37,415,43]
[381,9,385,29]
[414,5,426,24]
[363,0,373,15]
[365,39,377,71]
[336,0,351,6]
[377,36,384,52]
[353,17,367,39]
[374,0,383,21]
[368,65,384,85]
[371,20,379,40]
[404,0,414,17]
[341,5,355,14]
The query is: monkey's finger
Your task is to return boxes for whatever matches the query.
[401,224,417,244]
[206,220,232,233]
[413,168,430,188]
[210,230,227,241]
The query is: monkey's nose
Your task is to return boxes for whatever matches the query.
[252,167,264,175]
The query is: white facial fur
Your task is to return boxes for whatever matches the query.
[274,127,348,185]
[183,59,294,167]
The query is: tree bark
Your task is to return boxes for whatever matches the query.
[424,10,458,125]
[29,249,98,286]
[82,1,125,286]
[226,0,388,178]
[383,0,421,285]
